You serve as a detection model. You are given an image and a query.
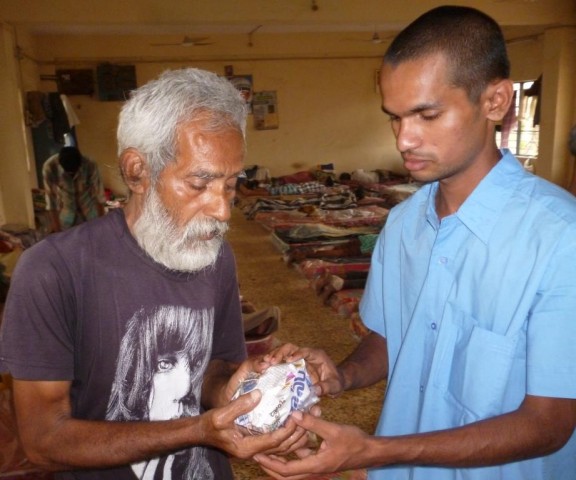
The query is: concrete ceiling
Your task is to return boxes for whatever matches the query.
[1,0,575,42]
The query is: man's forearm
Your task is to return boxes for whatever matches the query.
[338,331,388,391]
[24,415,208,471]
[14,378,225,472]
[201,358,240,409]
[364,395,576,470]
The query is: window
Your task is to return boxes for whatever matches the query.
[496,80,539,159]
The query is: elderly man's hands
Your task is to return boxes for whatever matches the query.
[264,343,345,398]
[198,390,311,459]
[199,354,319,459]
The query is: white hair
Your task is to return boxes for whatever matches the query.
[117,68,247,180]
[132,186,228,272]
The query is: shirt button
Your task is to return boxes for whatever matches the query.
[431,322,437,330]
[439,256,447,264]
[419,385,424,393]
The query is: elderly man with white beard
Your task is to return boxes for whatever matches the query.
[0,68,308,480]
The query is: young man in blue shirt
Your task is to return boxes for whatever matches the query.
[256,6,576,480]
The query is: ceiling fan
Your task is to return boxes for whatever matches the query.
[150,36,214,47]
[346,29,393,45]
[369,31,385,44]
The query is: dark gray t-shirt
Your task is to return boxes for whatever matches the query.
[0,208,246,479]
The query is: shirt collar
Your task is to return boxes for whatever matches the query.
[425,150,525,244]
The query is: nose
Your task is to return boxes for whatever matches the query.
[395,118,420,153]
[204,185,233,222]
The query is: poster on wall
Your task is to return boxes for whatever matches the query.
[56,69,94,95]
[252,91,279,130]
[227,75,253,112]
[97,64,137,101]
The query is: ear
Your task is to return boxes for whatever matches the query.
[483,78,514,122]
[120,148,151,195]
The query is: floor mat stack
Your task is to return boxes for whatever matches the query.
[238,169,421,340]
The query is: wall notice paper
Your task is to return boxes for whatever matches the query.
[233,359,319,434]
[253,91,279,130]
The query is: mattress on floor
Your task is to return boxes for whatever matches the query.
[349,312,371,340]
[270,229,357,254]
[254,205,389,230]
[328,289,365,318]
[296,259,371,279]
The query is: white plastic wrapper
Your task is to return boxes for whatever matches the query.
[233,359,320,434]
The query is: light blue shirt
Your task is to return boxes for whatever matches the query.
[360,150,576,480]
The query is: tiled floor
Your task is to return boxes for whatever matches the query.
[228,207,385,479]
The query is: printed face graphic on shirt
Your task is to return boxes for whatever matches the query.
[106,305,215,480]
[148,352,191,420]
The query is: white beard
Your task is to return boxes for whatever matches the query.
[132,187,229,272]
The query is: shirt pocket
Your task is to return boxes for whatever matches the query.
[436,305,519,421]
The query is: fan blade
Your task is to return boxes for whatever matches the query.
[150,36,212,47]
[343,31,391,44]
[182,41,214,46]
[181,36,210,45]
[371,32,383,44]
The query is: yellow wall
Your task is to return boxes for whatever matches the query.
[538,27,576,186]
[34,34,550,197]
[39,54,401,196]
[1,15,575,225]
[31,30,407,196]
[0,24,36,228]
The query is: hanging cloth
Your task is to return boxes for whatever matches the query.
[524,75,542,127]
[60,94,81,128]
[25,91,47,127]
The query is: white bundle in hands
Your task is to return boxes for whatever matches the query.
[233,359,319,434]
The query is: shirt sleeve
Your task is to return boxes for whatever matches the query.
[526,225,576,399]
[42,159,59,211]
[210,242,246,364]
[359,231,387,338]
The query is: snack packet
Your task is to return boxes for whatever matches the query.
[233,359,320,434]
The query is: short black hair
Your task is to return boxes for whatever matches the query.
[383,5,510,102]
[59,146,82,174]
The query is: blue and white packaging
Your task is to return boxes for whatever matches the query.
[233,359,320,434]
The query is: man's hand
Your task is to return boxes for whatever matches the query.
[264,344,344,398]
[199,390,310,459]
[223,357,323,457]
[222,356,271,402]
[254,411,371,479]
